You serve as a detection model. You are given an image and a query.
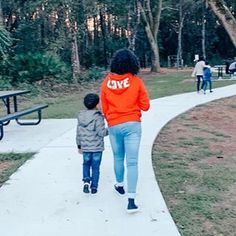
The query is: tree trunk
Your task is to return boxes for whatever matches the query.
[206,0,236,48]
[177,0,184,69]
[138,0,162,72]
[71,27,80,83]
[151,44,160,72]
[99,6,108,68]
[202,0,206,59]
[127,1,140,51]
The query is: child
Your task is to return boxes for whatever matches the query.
[203,62,213,94]
[76,93,108,194]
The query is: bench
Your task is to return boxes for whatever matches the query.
[0,104,48,140]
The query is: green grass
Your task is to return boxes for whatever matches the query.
[15,70,236,119]
[152,96,236,236]
[143,71,236,99]
[0,153,35,186]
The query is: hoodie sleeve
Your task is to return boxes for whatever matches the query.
[100,83,108,120]
[138,79,150,111]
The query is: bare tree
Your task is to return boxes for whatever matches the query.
[127,0,141,51]
[206,0,236,48]
[177,0,185,69]
[138,0,162,72]
[71,24,80,83]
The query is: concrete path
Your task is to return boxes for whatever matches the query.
[0,84,236,236]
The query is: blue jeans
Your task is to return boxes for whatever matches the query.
[83,152,102,189]
[108,122,141,198]
[203,80,212,91]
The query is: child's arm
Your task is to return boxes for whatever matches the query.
[96,114,108,137]
[191,65,196,77]
[76,122,82,153]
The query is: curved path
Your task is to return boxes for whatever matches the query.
[0,84,236,236]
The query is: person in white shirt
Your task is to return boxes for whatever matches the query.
[191,57,205,92]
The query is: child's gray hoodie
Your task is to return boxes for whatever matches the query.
[76,110,108,152]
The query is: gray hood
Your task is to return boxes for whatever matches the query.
[78,110,99,129]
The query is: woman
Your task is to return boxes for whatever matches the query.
[191,56,205,92]
[100,49,150,213]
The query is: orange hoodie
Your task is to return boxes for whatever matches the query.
[100,72,150,127]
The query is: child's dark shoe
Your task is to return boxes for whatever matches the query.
[114,184,125,195]
[127,198,139,213]
[83,183,90,193]
[91,188,97,194]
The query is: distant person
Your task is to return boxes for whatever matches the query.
[229,61,236,75]
[100,48,150,213]
[76,93,108,194]
[203,62,213,94]
[191,56,205,92]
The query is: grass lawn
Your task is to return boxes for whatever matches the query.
[11,69,236,119]
[0,153,35,187]
[152,96,236,236]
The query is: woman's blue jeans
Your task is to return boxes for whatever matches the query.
[83,152,102,189]
[108,122,141,198]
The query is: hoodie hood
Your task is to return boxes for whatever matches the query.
[105,73,133,94]
[78,110,100,129]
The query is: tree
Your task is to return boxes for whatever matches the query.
[0,0,11,60]
[127,0,141,51]
[138,0,162,72]
[206,0,236,48]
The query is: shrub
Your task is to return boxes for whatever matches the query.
[10,52,70,84]
[0,76,12,90]
[82,66,106,82]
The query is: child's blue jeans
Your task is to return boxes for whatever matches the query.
[203,80,212,91]
[108,122,141,199]
[83,152,102,189]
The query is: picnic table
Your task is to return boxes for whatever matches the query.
[0,90,48,140]
[214,65,225,79]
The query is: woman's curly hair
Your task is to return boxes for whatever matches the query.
[110,48,140,75]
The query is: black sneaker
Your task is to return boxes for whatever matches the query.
[114,184,125,195]
[83,183,90,193]
[91,188,97,194]
[127,198,139,213]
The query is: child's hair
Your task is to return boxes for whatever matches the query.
[203,61,209,70]
[110,48,140,75]
[84,93,99,109]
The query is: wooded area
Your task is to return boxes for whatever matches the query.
[0,0,236,84]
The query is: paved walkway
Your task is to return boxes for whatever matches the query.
[0,84,236,236]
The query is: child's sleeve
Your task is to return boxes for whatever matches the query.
[76,121,81,149]
[96,114,108,137]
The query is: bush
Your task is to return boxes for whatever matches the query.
[81,66,106,82]
[9,52,70,84]
[0,76,12,90]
